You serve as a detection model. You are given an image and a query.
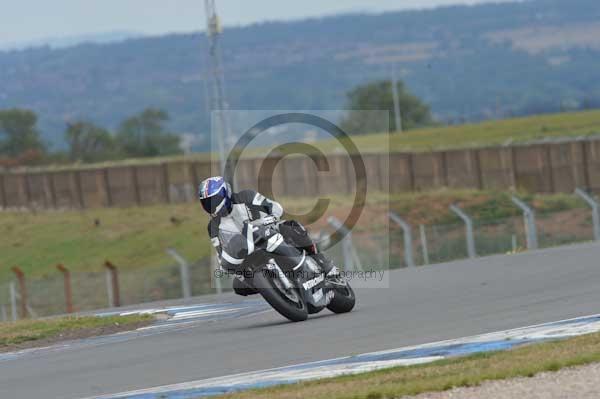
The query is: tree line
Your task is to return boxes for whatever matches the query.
[0,108,182,168]
[0,79,433,168]
[340,79,434,134]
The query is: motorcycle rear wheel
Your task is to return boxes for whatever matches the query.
[327,280,356,314]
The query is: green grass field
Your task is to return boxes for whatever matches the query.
[3,109,593,283]
[217,331,600,399]
[336,109,600,154]
[0,204,212,282]
[0,314,153,350]
[0,190,587,284]
[398,109,600,150]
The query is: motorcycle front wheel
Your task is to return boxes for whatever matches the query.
[254,268,308,322]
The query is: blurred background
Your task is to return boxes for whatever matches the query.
[2,0,600,319]
[2,0,599,156]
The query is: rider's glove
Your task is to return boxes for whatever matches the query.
[261,215,278,226]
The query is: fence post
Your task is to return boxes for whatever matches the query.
[581,141,591,191]
[511,195,539,250]
[56,264,74,314]
[48,173,58,209]
[327,216,363,272]
[74,171,85,209]
[166,248,192,299]
[450,204,477,259]
[131,166,142,206]
[11,267,27,319]
[408,154,416,191]
[0,174,6,209]
[103,169,113,207]
[473,149,483,189]
[23,174,32,206]
[9,282,17,321]
[104,261,121,308]
[189,162,199,192]
[162,163,171,203]
[388,212,415,267]
[575,188,600,241]
[419,224,430,265]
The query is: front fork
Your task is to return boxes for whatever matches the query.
[265,259,294,290]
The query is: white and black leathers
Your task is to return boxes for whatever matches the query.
[208,190,306,271]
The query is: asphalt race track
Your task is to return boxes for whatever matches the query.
[3,242,600,399]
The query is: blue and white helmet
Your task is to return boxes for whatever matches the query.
[198,176,232,216]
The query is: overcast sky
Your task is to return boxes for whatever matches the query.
[0,0,518,47]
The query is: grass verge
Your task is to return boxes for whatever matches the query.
[0,189,587,282]
[0,203,211,282]
[332,109,600,153]
[0,314,153,352]
[217,331,600,399]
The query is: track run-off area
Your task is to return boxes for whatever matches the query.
[3,242,600,399]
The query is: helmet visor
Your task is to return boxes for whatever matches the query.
[200,194,226,214]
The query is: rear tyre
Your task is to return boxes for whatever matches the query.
[327,281,355,314]
[254,268,308,322]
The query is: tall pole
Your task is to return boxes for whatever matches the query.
[575,188,600,241]
[391,66,403,133]
[450,205,477,259]
[388,212,415,267]
[511,196,539,250]
[204,0,233,181]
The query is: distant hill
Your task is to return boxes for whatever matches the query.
[0,31,142,51]
[1,0,600,150]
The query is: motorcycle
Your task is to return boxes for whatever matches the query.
[237,220,356,322]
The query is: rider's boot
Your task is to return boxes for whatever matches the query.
[232,276,259,296]
[311,253,340,277]
[266,231,340,278]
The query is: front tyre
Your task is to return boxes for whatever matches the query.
[254,268,308,322]
[327,280,356,314]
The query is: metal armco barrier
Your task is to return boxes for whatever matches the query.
[388,212,415,267]
[511,196,539,250]
[450,204,477,259]
[56,264,74,313]
[575,188,600,241]
[104,261,121,308]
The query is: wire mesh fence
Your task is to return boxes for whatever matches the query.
[424,222,470,264]
[321,231,391,272]
[2,205,598,320]
[536,208,594,249]
[473,216,526,256]
[388,207,599,269]
[0,282,12,322]
[0,258,217,319]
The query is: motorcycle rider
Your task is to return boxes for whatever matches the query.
[198,176,337,296]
